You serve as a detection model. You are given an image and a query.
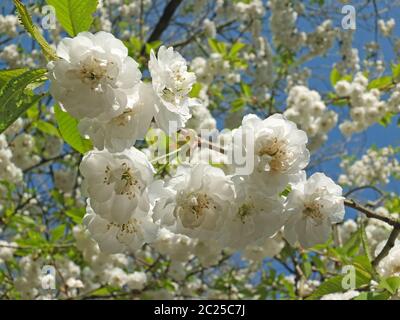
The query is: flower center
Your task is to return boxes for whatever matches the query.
[75,56,117,89]
[302,202,324,225]
[237,202,256,224]
[175,192,217,229]
[256,137,293,172]
[107,218,140,241]
[103,162,141,199]
[111,108,135,126]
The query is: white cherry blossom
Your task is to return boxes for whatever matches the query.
[284,172,345,248]
[48,31,141,120]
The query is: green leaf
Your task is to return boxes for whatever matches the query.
[330,67,352,88]
[66,208,85,224]
[240,82,252,98]
[368,76,393,90]
[51,224,66,241]
[0,69,47,134]
[26,103,39,120]
[54,104,92,154]
[391,63,400,81]
[0,69,29,88]
[279,185,292,197]
[231,97,245,112]
[35,120,61,137]
[229,42,246,58]
[307,275,344,299]
[330,68,341,87]
[307,269,370,300]
[379,112,394,127]
[353,291,391,300]
[378,276,400,295]
[13,0,58,61]
[352,255,373,277]
[360,223,373,265]
[340,229,361,257]
[208,38,227,55]
[189,82,202,98]
[46,0,98,37]
[145,40,163,55]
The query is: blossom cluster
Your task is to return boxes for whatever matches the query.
[336,73,400,136]
[285,85,338,151]
[338,146,400,187]
[45,31,346,257]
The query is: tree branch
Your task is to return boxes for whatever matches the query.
[143,0,183,51]
[372,227,400,267]
[344,198,400,228]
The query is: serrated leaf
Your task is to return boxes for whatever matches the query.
[0,69,47,133]
[0,69,29,88]
[13,0,58,61]
[46,0,98,37]
[54,104,92,154]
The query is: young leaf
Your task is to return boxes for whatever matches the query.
[367,76,393,90]
[54,104,92,154]
[51,224,66,241]
[46,0,99,37]
[34,120,61,137]
[391,63,400,81]
[378,276,400,295]
[330,67,341,87]
[13,0,58,61]
[229,42,246,58]
[0,69,47,133]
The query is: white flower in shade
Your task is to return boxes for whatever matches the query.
[48,31,141,120]
[83,201,158,254]
[78,82,157,152]
[284,172,345,248]
[152,227,195,261]
[233,113,309,194]
[194,239,223,267]
[125,271,147,290]
[149,46,198,132]
[151,164,235,242]
[79,148,155,223]
[54,169,77,193]
[376,241,400,278]
[0,240,17,262]
[320,290,360,300]
[243,233,285,262]
[221,176,285,250]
